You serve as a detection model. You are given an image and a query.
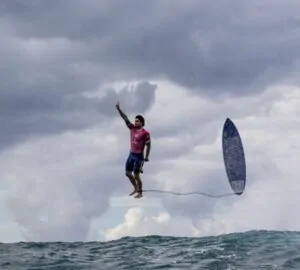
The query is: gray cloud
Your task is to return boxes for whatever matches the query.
[0,79,156,150]
[2,0,299,93]
[1,0,300,149]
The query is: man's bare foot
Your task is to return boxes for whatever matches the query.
[134,192,143,199]
[129,190,138,196]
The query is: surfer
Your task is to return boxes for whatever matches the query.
[116,101,151,198]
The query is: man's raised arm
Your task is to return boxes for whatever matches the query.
[116,101,132,127]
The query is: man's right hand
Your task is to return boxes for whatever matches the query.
[116,101,120,110]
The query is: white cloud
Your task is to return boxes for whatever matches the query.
[0,79,300,242]
[101,207,196,241]
[0,125,124,241]
[101,208,167,241]
[124,80,300,238]
[188,84,300,236]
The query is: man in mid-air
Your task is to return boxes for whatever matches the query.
[116,101,151,198]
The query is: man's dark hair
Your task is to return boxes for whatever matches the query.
[135,115,145,126]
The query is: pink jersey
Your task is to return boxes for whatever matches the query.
[128,123,150,154]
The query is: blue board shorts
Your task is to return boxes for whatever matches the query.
[125,152,144,173]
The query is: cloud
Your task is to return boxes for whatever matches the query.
[192,171,300,236]
[101,207,194,241]
[170,84,300,236]
[0,79,157,241]
[0,1,299,150]
[2,1,300,102]
[0,129,113,241]
[0,79,156,151]
[127,81,300,238]
[1,1,300,242]
[1,78,300,242]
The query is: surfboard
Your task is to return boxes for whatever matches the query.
[222,118,246,195]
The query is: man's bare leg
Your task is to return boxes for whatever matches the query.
[126,171,138,195]
[133,172,143,198]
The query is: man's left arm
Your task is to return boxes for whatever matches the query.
[144,132,151,161]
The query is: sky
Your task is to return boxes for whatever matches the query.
[1,0,300,242]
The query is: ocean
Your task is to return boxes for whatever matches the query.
[1,230,299,269]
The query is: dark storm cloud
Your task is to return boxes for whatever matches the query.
[2,0,300,90]
[0,79,156,150]
[1,0,299,148]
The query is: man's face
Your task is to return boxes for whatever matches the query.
[134,118,142,128]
